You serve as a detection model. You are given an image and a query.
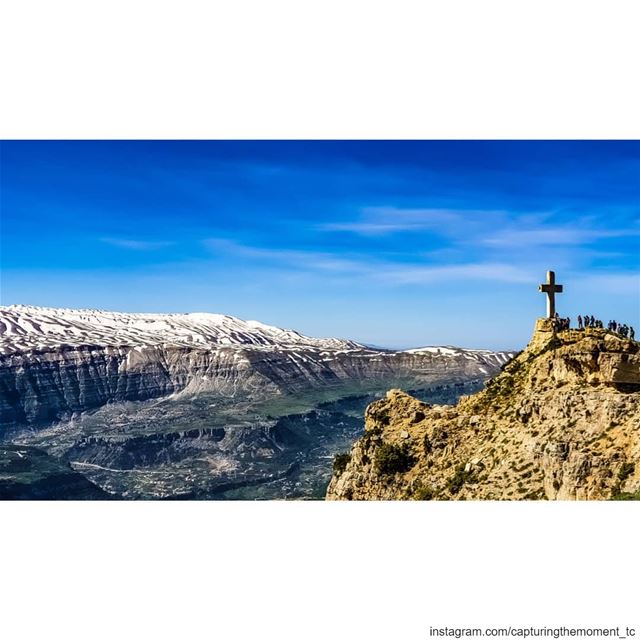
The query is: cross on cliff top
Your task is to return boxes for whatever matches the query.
[539,270,563,318]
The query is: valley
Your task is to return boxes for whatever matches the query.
[10,379,486,499]
[0,305,511,499]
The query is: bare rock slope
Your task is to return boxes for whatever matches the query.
[0,305,511,433]
[327,319,640,501]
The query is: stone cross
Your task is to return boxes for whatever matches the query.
[539,270,563,318]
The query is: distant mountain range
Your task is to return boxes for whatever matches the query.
[0,305,513,431]
[0,305,362,355]
[0,305,514,499]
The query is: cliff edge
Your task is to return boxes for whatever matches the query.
[326,320,640,500]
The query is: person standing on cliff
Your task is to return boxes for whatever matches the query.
[578,315,583,330]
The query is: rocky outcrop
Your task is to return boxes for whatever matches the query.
[61,426,228,470]
[326,321,640,501]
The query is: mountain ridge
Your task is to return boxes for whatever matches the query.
[0,304,362,354]
[0,305,506,355]
[0,305,513,433]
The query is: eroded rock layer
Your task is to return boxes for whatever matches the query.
[0,305,512,433]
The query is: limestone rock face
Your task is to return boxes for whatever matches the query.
[326,323,640,501]
[0,306,513,434]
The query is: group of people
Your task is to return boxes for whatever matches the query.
[574,314,635,340]
[550,313,636,340]
[579,314,602,329]
[605,320,635,340]
[551,315,572,331]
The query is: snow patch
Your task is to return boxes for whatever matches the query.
[0,305,364,356]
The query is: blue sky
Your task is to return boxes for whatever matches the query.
[1,141,638,350]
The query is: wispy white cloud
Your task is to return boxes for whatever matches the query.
[204,238,365,272]
[482,226,636,248]
[319,207,493,236]
[377,262,535,285]
[101,238,174,250]
[320,207,640,261]
[204,238,536,285]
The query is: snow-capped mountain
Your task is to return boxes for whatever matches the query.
[0,305,514,431]
[0,305,361,355]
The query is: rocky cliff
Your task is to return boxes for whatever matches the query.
[326,319,640,501]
